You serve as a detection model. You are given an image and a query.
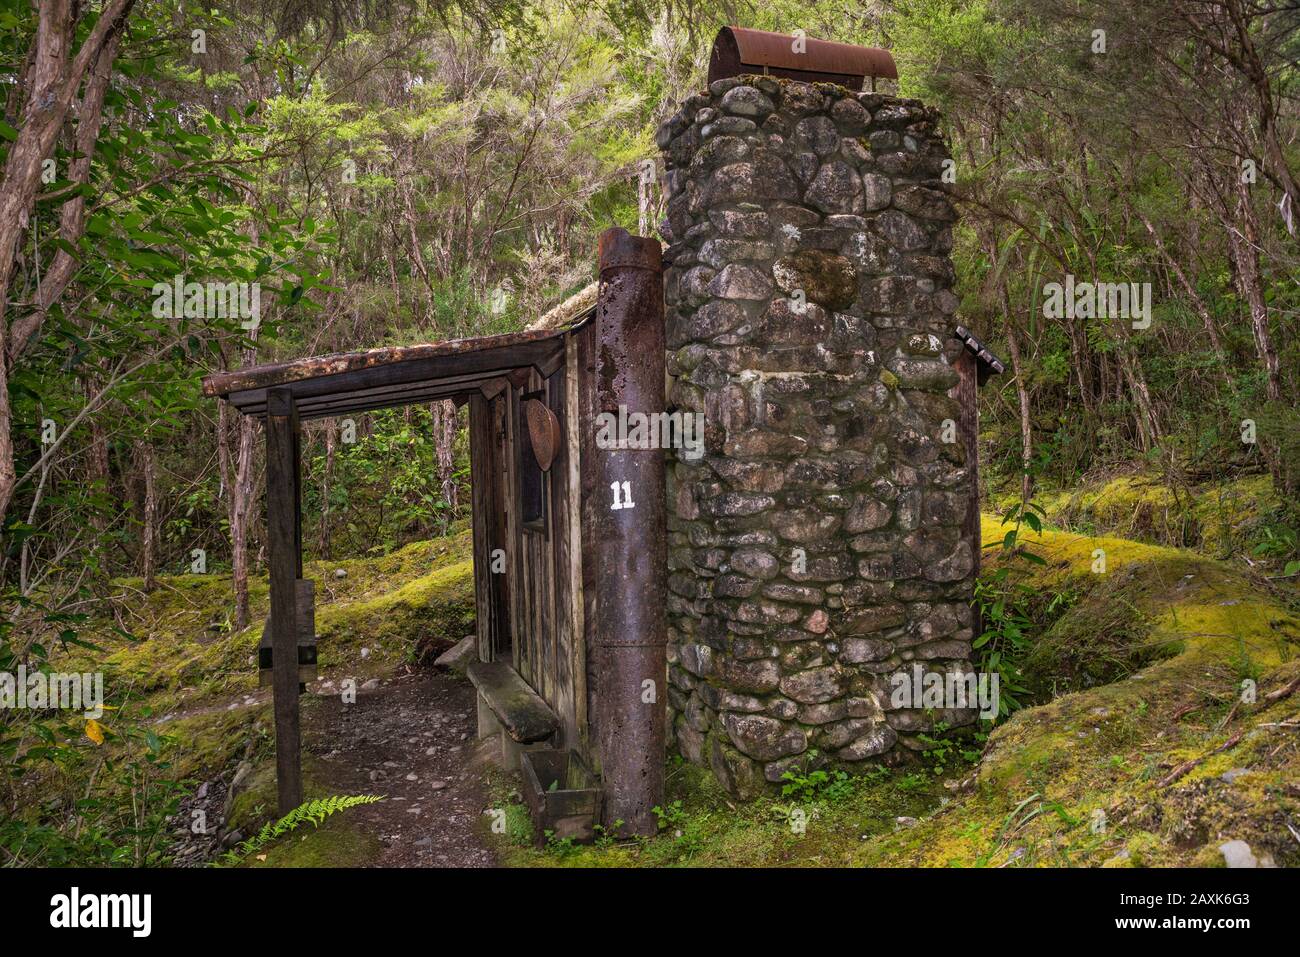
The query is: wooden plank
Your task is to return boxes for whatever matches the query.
[535,368,555,710]
[266,387,303,814]
[233,372,498,419]
[257,579,317,687]
[504,383,524,681]
[271,387,481,421]
[466,660,559,743]
[490,394,511,660]
[564,332,587,751]
[469,394,493,666]
[549,355,578,748]
[203,328,568,397]
[218,339,566,417]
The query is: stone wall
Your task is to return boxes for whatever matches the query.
[655,75,978,797]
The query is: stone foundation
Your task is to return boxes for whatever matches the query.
[656,76,978,797]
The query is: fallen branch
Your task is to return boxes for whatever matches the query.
[1171,702,1201,722]
[1264,674,1300,704]
[1158,730,1245,788]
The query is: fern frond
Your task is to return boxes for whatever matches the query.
[214,794,384,866]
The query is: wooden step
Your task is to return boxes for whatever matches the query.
[466,660,559,744]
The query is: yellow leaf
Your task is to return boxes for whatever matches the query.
[85,719,105,745]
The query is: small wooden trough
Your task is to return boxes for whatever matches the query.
[520,747,603,846]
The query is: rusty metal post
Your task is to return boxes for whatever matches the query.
[594,227,666,836]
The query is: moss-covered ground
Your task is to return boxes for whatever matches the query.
[6,525,476,865]
[22,497,1299,868]
[497,512,1300,868]
[90,524,474,714]
[992,469,1283,560]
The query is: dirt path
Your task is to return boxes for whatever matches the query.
[165,665,501,868]
[306,668,497,867]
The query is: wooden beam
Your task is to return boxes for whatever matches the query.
[215,339,567,415]
[231,369,509,419]
[202,328,570,397]
[266,387,303,814]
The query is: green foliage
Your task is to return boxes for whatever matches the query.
[1251,521,1300,577]
[0,697,189,867]
[973,496,1079,717]
[303,407,468,557]
[778,752,854,802]
[651,799,687,832]
[217,794,384,866]
[914,723,983,776]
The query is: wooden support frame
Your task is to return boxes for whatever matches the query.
[204,315,605,818]
[266,387,304,814]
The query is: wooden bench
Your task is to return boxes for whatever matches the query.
[466,660,559,747]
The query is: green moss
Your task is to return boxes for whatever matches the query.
[165,705,270,781]
[59,526,475,713]
[506,517,1300,869]
[243,818,382,867]
[314,558,474,667]
[858,517,1300,867]
[1023,569,1173,698]
[496,760,949,869]
[993,471,1281,560]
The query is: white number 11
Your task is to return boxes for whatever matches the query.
[610,480,635,510]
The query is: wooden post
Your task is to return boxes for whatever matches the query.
[267,387,303,814]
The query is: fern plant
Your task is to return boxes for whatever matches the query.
[215,794,384,866]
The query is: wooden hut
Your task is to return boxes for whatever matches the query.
[202,228,669,837]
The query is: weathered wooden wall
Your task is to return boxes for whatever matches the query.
[468,340,587,753]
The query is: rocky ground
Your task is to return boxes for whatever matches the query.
[166,666,498,868]
[308,668,496,867]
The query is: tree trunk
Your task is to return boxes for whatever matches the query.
[1231,183,1283,402]
[136,439,156,592]
[7,28,123,360]
[1004,323,1035,503]
[230,413,258,630]
[0,0,134,526]
[318,419,336,557]
[431,399,458,511]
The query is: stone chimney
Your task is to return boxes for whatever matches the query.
[656,75,978,797]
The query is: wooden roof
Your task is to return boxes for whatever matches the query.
[202,315,592,421]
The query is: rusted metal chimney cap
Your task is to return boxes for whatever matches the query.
[708,26,898,91]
